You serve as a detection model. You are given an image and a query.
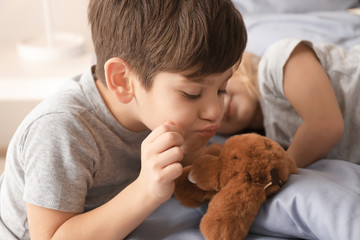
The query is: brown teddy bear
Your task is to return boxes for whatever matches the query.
[174,133,298,240]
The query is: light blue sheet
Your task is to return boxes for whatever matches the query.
[125,197,203,239]
[126,159,360,240]
[250,159,360,240]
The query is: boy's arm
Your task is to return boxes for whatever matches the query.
[283,43,344,168]
[27,179,161,240]
[27,122,184,240]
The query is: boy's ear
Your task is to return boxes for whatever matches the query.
[104,57,134,103]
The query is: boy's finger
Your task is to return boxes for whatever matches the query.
[161,162,183,182]
[143,131,184,160]
[145,122,184,144]
[155,131,184,152]
[156,146,183,168]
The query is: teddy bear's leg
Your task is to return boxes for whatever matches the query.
[200,178,266,240]
[174,166,215,208]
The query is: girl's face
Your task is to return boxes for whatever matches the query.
[134,69,233,154]
[217,75,259,134]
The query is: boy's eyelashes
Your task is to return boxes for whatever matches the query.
[182,89,227,100]
[183,92,201,100]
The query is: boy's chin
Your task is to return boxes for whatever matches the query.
[181,137,208,154]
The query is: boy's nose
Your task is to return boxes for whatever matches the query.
[200,100,223,122]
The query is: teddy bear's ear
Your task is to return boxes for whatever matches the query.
[277,153,298,179]
[267,151,298,196]
[287,155,298,174]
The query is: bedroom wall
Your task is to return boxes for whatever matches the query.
[0,0,92,155]
[0,0,90,45]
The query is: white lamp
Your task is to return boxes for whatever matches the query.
[17,0,85,62]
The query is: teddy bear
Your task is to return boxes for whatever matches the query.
[174,133,298,240]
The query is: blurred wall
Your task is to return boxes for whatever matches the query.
[0,0,91,153]
[0,0,91,45]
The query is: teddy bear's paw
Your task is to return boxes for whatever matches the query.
[174,166,214,207]
[200,214,249,240]
[190,154,222,192]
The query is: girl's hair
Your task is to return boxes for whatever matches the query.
[233,51,261,100]
[88,0,247,89]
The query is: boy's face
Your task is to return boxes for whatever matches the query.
[135,69,233,154]
[218,75,258,134]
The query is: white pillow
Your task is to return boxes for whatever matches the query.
[233,0,360,14]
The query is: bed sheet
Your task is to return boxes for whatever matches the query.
[249,159,360,240]
[136,159,360,240]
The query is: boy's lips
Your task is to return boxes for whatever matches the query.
[198,124,220,138]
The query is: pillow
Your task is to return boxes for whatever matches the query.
[232,0,360,14]
[244,11,360,56]
[250,159,360,239]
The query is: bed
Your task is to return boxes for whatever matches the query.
[126,2,360,239]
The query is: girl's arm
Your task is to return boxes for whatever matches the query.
[283,43,344,168]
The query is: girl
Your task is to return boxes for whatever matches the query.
[219,38,360,168]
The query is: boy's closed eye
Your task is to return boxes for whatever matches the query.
[183,92,201,100]
[182,88,227,100]
[181,86,202,100]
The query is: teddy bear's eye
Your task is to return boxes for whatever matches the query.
[246,172,253,182]
[232,154,239,160]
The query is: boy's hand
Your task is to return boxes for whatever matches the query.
[139,122,184,204]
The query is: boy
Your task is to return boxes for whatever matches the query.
[0,0,247,239]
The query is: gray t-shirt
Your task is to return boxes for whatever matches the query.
[0,67,203,239]
[259,38,360,164]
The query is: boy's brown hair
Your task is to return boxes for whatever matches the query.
[88,0,247,89]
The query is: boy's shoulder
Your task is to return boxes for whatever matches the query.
[29,67,99,121]
[11,67,103,143]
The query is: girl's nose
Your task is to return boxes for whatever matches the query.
[224,94,231,111]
